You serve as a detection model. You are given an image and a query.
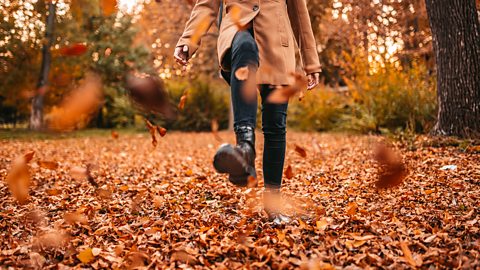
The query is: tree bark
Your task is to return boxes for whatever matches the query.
[425,0,480,138]
[30,2,56,130]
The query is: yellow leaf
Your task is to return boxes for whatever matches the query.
[316,218,329,230]
[191,15,210,45]
[400,240,417,267]
[77,248,95,264]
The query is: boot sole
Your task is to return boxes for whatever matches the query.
[213,144,257,187]
[213,144,248,176]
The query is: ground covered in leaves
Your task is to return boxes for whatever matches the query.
[1,131,479,269]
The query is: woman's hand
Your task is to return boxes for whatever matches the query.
[307,72,320,90]
[173,45,189,67]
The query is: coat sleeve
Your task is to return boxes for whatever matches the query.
[176,0,221,57]
[286,0,322,74]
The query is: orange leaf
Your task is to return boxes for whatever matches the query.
[145,119,157,147]
[267,73,308,104]
[77,248,95,264]
[5,153,32,204]
[400,240,417,267]
[46,74,103,132]
[346,202,358,217]
[171,250,197,265]
[284,165,294,179]
[374,143,408,189]
[38,161,58,170]
[59,43,88,56]
[111,130,119,139]
[101,0,117,16]
[46,189,62,196]
[178,94,187,110]
[191,15,210,45]
[64,212,88,224]
[156,126,167,137]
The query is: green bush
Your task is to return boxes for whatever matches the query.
[163,77,231,131]
[288,60,437,134]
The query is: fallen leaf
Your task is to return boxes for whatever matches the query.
[38,161,58,170]
[77,248,95,264]
[171,250,197,265]
[400,240,417,267]
[316,218,329,230]
[346,202,358,217]
[64,212,88,224]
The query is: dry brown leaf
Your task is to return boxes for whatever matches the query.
[64,212,88,224]
[38,161,58,170]
[316,218,329,230]
[145,119,158,147]
[5,152,33,204]
[400,240,417,267]
[267,73,308,104]
[374,143,408,189]
[33,231,67,249]
[346,202,358,217]
[58,43,88,56]
[294,144,307,158]
[171,250,197,265]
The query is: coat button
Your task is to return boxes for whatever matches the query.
[253,5,259,11]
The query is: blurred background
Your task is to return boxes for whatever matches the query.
[0,0,475,135]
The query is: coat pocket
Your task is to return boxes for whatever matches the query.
[276,10,289,47]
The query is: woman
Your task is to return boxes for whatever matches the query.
[174,0,321,214]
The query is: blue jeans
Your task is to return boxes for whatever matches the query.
[221,29,288,189]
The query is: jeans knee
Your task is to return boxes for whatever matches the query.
[232,33,259,65]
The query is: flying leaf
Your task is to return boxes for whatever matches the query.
[294,144,307,158]
[64,212,88,224]
[46,74,103,132]
[235,66,249,81]
[111,130,119,139]
[211,119,222,142]
[191,15,210,45]
[284,165,294,179]
[145,119,158,147]
[267,73,308,104]
[101,0,117,16]
[374,143,408,189]
[178,93,188,110]
[126,73,175,119]
[59,43,88,56]
[229,5,249,30]
[156,126,167,137]
[5,152,33,204]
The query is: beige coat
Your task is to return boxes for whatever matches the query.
[176,0,322,85]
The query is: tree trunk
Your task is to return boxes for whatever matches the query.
[425,0,480,138]
[30,2,56,130]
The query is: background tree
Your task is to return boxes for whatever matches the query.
[425,0,480,138]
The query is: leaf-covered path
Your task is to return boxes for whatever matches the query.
[1,132,479,269]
